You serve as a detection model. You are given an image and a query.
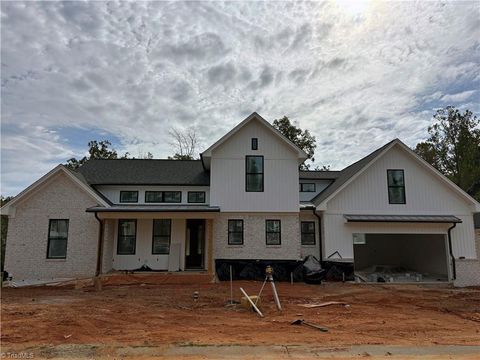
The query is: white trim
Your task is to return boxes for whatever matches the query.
[201,112,308,160]
[0,165,109,215]
[316,139,480,211]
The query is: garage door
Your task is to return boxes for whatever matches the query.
[353,233,449,283]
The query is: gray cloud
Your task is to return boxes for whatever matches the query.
[1,1,480,195]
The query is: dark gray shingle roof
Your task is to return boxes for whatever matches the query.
[75,159,210,186]
[311,139,397,206]
[299,170,341,180]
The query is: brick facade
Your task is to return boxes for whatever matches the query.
[4,172,100,282]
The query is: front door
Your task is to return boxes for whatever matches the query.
[185,219,205,269]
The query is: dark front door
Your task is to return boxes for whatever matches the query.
[186,219,205,269]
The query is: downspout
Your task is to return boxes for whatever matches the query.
[312,209,323,263]
[447,222,457,281]
[94,212,104,278]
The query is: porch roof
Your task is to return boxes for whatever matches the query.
[86,205,220,213]
[344,214,462,223]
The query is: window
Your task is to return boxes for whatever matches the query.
[188,191,206,203]
[266,220,281,245]
[163,191,181,203]
[145,191,162,203]
[145,191,182,203]
[387,169,406,204]
[246,156,264,192]
[120,191,138,203]
[152,219,171,254]
[251,138,258,150]
[228,220,244,245]
[300,183,316,192]
[117,219,136,255]
[301,221,315,245]
[47,219,69,259]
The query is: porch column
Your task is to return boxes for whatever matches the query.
[206,219,214,275]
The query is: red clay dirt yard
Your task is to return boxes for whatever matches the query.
[1,276,480,359]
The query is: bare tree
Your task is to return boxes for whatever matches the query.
[168,128,199,160]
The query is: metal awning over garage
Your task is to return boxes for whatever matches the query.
[344,214,462,223]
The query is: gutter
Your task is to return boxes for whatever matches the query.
[447,222,457,280]
[94,212,104,277]
[312,209,323,263]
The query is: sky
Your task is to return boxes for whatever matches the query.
[1,1,479,196]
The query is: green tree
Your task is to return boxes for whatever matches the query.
[1,196,13,272]
[66,140,129,169]
[414,106,480,201]
[273,116,317,170]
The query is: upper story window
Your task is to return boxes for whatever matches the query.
[246,155,264,192]
[251,138,258,150]
[387,169,406,204]
[188,191,206,203]
[228,219,244,245]
[117,219,136,255]
[120,191,138,203]
[266,219,281,245]
[47,219,69,259]
[145,191,182,203]
[300,183,316,192]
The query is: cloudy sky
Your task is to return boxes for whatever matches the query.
[1,1,479,196]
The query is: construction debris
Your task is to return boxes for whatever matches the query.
[298,301,349,308]
[241,295,261,309]
[239,288,264,317]
[291,319,328,332]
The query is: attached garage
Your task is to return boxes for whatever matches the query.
[346,215,461,283]
[354,233,449,282]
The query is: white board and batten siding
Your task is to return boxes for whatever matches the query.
[209,119,300,212]
[95,185,210,205]
[322,144,477,261]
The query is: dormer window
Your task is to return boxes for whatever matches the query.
[300,183,316,192]
[387,169,406,204]
[120,191,138,203]
[251,138,258,150]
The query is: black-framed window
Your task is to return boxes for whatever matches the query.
[117,219,136,255]
[246,155,264,192]
[251,138,258,150]
[120,191,138,203]
[228,219,244,245]
[387,169,406,204]
[301,221,316,245]
[145,191,182,203]
[188,191,206,203]
[300,183,316,192]
[47,219,69,259]
[152,219,171,254]
[266,220,281,245]
[145,191,163,203]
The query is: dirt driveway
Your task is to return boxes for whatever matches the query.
[1,279,479,358]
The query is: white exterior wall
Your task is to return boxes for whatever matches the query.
[209,120,300,212]
[322,145,477,262]
[95,185,210,205]
[4,172,100,281]
[213,213,301,260]
[299,179,333,202]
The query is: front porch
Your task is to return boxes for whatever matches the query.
[89,206,218,275]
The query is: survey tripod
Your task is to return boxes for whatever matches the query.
[255,265,282,311]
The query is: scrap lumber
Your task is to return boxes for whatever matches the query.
[298,301,348,308]
[239,287,264,317]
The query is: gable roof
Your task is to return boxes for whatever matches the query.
[0,165,110,215]
[75,159,210,186]
[312,139,396,207]
[200,112,309,169]
[313,139,480,211]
